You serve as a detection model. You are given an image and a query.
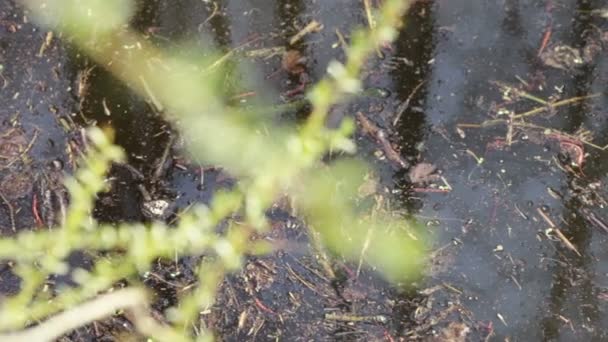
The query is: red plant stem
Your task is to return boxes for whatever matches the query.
[32,193,44,227]
[253,296,276,315]
[537,23,552,56]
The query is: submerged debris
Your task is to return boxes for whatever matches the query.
[356,111,409,168]
[539,45,584,71]
[408,162,439,184]
[141,199,171,220]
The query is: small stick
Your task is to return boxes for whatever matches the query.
[537,22,552,56]
[393,80,425,126]
[537,208,581,256]
[253,296,275,315]
[0,190,15,232]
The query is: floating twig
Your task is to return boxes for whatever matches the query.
[393,80,425,126]
[537,207,581,256]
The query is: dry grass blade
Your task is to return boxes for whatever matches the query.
[289,20,323,46]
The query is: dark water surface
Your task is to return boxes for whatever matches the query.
[1,0,608,340]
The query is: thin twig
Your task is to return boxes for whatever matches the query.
[513,93,600,120]
[537,208,581,256]
[393,80,425,126]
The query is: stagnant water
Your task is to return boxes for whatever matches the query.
[1,0,608,340]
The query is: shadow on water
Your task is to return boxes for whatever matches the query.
[539,2,600,340]
[390,0,436,212]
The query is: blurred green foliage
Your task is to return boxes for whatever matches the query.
[1,0,424,340]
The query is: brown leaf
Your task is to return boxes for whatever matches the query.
[281,50,306,74]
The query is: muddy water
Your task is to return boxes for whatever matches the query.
[2,0,608,340]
